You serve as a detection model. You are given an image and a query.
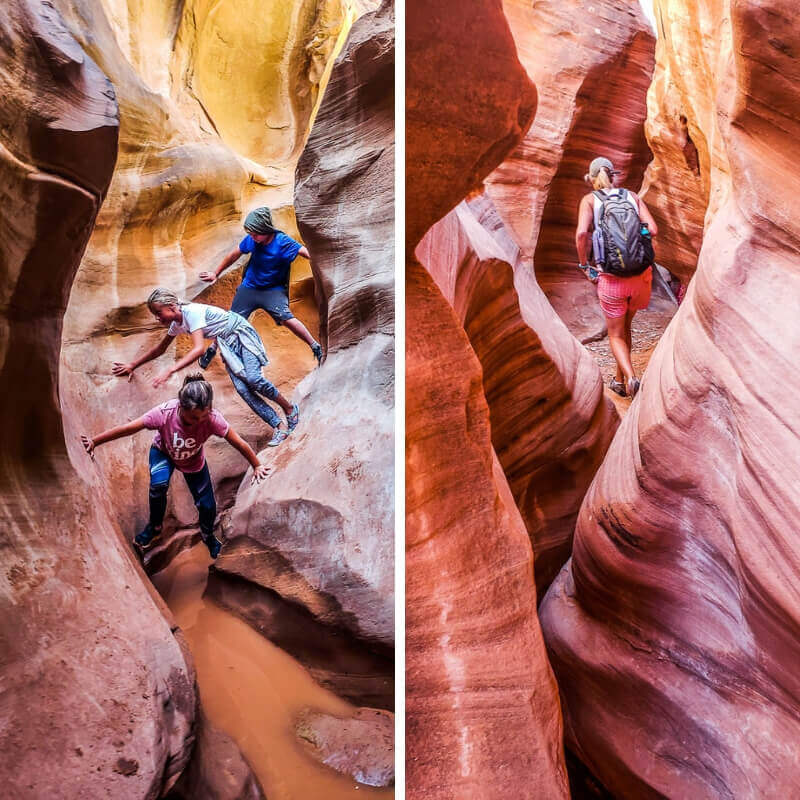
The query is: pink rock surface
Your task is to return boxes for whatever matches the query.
[0,2,196,796]
[540,1,800,796]
[218,1,395,648]
[485,0,655,342]
[406,1,568,797]
[417,194,618,594]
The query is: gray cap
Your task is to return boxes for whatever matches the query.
[589,157,615,178]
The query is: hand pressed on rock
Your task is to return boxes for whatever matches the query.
[112,362,135,381]
[251,463,271,485]
[81,435,95,458]
[199,271,217,284]
[152,370,171,388]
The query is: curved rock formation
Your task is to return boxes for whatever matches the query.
[406,1,569,797]
[58,0,356,537]
[218,1,395,649]
[0,2,196,796]
[417,194,618,594]
[485,0,655,341]
[541,1,800,796]
[636,4,717,285]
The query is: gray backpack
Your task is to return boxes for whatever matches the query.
[592,189,653,276]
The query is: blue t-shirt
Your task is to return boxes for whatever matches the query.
[239,232,302,290]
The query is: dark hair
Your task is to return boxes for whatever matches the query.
[179,373,213,410]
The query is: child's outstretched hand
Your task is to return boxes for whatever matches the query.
[199,271,217,284]
[112,362,135,381]
[81,435,95,459]
[152,370,171,388]
[251,463,271,485]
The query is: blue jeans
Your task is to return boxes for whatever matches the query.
[148,446,216,537]
[225,339,282,428]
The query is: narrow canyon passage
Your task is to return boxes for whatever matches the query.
[152,545,393,800]
[0,0,393,796]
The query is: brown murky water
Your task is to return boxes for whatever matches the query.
[152,545,393,800]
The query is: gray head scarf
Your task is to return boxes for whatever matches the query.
[244,207,277,235]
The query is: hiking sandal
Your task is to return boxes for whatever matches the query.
[286,403,299,432]
[627,376,641,398]
[609,378,627,397]
[267,426,288,447]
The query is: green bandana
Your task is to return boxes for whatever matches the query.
[244,207,276,235]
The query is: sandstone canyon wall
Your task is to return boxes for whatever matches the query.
[59,0,362,537]
[215,0,395,659]
[0,2,196,796]
[406,2,570,797]
[417,194,618,594]
[541,1,800,797]
[486,0,655,342]
[1,0,387,796]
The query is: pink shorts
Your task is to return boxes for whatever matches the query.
[597,267,652,319]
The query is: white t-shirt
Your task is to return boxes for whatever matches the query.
[168,303,231,339]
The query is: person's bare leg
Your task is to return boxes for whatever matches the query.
[615,308,635,382]
[283,317,317,348]
[606,313,635,383]
[273,390,294,415]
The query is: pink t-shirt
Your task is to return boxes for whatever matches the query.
[141,399,230,473]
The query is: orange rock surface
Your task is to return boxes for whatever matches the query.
[486,0,655,341]
[406,1,568,797]
[541,1,800,796]
[417,194,618,594]
[218,1,395,651]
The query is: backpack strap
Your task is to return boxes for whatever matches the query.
[592,190,608,222]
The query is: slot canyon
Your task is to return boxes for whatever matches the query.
[407,0,800,798]
[1,0,394,798]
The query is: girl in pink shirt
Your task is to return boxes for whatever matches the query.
[81,374,268,558]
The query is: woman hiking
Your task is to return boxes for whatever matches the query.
[112,288,297,446]
[575,156,659,398]
[198,206,323,368]
[81,374,270,558]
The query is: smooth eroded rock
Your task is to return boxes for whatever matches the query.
[217,1,394,650]
[540,2,800,796]
[406,1,568,796]
[0,2,196,796]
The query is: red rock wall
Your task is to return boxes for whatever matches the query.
[219,1,395,650]
[0,2,196,796]
[486,0,655,342]
[417,194,618,594]
[540,1,800,796]
[406,1,569,797]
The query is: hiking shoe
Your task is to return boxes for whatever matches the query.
[609,378,627,397]
[286,403,299,432]
[135,524,160,549]
[311,342,323,366]
[199,345,217,370]
[202,532,222,559]
[627,376,641,398]
[267,425,288,447]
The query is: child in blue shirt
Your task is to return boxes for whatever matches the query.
[199,207,323,368]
